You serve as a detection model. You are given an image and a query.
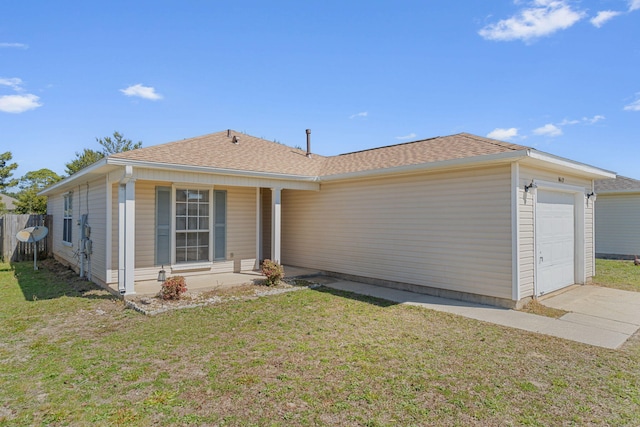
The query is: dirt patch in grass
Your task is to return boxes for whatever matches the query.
[518,299,569,318]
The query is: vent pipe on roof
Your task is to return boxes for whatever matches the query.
[306,129,311,158]
[227,129,231,137]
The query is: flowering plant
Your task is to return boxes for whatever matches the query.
[261,259,284,286]
[160,276,187,300]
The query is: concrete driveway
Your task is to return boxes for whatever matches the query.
[322,280,640,349]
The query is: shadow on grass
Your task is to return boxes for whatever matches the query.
[311,284,399,308]
[11,259,118,302]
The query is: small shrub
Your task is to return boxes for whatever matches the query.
[160,276,187,300]
[261,259,284,286]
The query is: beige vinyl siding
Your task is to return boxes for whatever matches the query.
[217,186,257,272]
[85,178,107,284]
[283,165,514,299]
[595,194,640,257]
[134,181,157,269]
[49,191,76,266]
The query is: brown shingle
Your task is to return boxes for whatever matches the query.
[110,130,327,176]
[595,175,640,192]
[109,130,531,178]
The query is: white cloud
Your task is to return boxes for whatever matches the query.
[558,118,580,125]
[624,94,640,111]
[0,94,42,113]
[479,0,585,42]
[590,10,622,27]
[630,0,640,11]
[534,123,563,136]
[487,127,519,140]
[120,84,163,100]
[0,77,24,91]
[349,111,368,119]
[0,42,28,49]
[585,114,605,124]
[395,133,417,140]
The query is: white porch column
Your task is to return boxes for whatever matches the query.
[256,188,262,269]
[271,187,282,263]
[118,166,136,295]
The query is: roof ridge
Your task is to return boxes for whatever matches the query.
[457,132,529,151]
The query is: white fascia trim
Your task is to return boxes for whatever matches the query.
[106,158,320,183]
[527,151,616,179]
[39,158,110,196]
[320,150,531,182]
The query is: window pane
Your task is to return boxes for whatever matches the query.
[200,190,209,202]
[186,247,198,261]
[176,203,186,216]
[198,247,209,261]
[188,217,198,230]
[176,233,186,248]
[175,249,186,263]
[199,217,209,230]
[188,202,198,216]
[176,190,187,202]
[200,203,209,216]
[187,232,198,246]
[176,217,186,230]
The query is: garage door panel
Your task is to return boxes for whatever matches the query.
[537,190,575,295]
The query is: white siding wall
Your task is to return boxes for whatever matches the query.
[48,178,108,285]
[282,165,514,300]
[595,194,640,257]
[518,166,594,297]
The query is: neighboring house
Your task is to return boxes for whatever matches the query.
[594,175,640,259]
[0,194,17,213]
[40,131,615,308]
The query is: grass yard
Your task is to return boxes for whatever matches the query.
[1,260,640,426]
[594,258,640,292]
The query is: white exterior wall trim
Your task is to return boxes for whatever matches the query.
[532,179,587,296]
[511,163,520,301]
[527,151,615,179]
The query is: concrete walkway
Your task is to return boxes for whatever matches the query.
[321,280,640,349]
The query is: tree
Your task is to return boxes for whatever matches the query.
[65,131,142,175]
[0,151,18,191]
[13,168,62,214]
[97,131,142,155]
[65,148,104,176]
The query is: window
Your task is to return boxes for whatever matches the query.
[63,192,73,244]
[175,189,210,263]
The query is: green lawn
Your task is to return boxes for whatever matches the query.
[1,260,640,426]
[594,258,640,292]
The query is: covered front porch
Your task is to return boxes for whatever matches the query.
[110,166,319,296]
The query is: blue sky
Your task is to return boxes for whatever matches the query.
[1,0,639,183]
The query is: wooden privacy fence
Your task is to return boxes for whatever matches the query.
[0,214,52,262]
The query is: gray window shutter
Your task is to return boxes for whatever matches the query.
[214,190,226,261]
[156,187,171,265]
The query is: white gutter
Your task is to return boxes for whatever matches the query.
[527,151,616,179]
[105,158,320,182]
[38,158,110,196]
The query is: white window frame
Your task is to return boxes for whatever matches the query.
[173,187,212,265]
[63,192,73,246]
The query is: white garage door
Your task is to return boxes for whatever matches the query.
[536,190,575,295]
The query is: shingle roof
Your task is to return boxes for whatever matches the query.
[109,130,328,176]
[0,194,17,210]
[109,130,532,178]
[321,133,530,176]
[595,175,640,193]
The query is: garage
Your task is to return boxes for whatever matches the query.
[536,190,576,296]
